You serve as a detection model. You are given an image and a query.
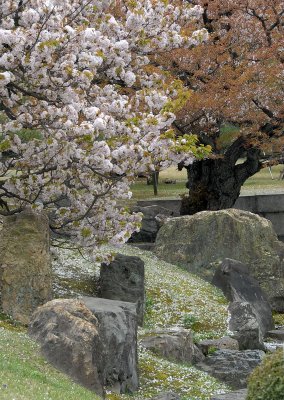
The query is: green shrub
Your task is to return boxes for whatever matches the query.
[247,348,284,400]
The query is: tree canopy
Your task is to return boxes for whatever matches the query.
[158,0,284,213]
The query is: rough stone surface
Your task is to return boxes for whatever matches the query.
[99,254,145,325]
[228,302,265,350]
[210,389,247,400]
[0,209,52,324]
[155,209,284,310]
[151,392,181,400]
[82,296,138,394]
[29,299,104,396]
[197,349,265,389]
[130,205,178,243]
[213,258,274,336]
[140,328,204,364]
[197,336,239,355]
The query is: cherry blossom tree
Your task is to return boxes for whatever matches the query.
[0,0,209,260]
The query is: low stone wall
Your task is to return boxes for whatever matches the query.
[235,194,284,241]
[137,193,284,240]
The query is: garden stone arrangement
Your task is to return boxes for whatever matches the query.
[0,1,284,400]
[1,208,284,399]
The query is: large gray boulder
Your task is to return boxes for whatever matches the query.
[100,254,145,325]
[130,205,178,243]
[197,349,265,389]
[0,209,52,324]
[29,297,138,396]
[154,209,284,309]
[82,296,138,394]
[140,328,204,364]
[212,258,274,336]
[29,299,104,396]
[228,302,265,350]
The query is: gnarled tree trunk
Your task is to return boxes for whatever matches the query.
[180,138,262,215]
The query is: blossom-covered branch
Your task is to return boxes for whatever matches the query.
[0,0,208,260]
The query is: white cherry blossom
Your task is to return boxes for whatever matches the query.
[0,0,208,260]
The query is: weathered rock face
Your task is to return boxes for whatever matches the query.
[228,302,265,350]
[140,328,204,364]
[100,254,145,325]
[154,209,284,309]
[29,299,104,396]
[29,297,139,396]
[0,209,52,324]
[197,349,265,389]
[210,389,247,400]
[197,336,239,356]
[82,296,138,394]
[212,258,274,336]
[130,205,178,243]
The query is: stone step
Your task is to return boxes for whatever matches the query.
[267,329,284,341]
[211,389,247,400]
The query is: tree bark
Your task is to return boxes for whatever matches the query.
[180,140,262,215]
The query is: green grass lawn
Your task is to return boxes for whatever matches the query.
[0,328,100,400]
[131,165,284,200]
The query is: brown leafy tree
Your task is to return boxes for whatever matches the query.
[159,0,284,214]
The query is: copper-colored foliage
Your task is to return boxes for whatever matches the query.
[159,0,284,158]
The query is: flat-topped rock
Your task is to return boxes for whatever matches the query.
[211,389,247,400]
[197,349,265,389]
[140,328,204,364]
[266,329,284,341]
[198,336,239,355]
